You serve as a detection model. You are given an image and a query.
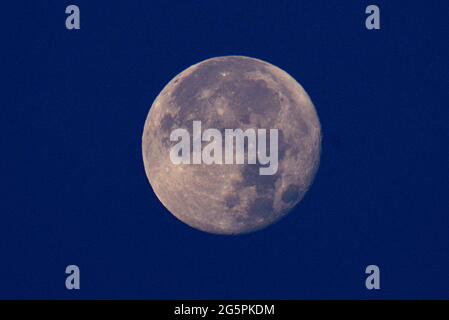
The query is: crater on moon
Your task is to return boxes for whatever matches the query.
[142,56,321,235]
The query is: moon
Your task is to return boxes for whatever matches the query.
[142,56,321,235]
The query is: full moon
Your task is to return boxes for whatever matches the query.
[142,56,321,235]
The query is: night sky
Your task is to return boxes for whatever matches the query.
[0,1,448,299]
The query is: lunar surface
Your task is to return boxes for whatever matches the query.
[142,56,321,235]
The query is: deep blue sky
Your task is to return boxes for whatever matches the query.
[0,1,448,299]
